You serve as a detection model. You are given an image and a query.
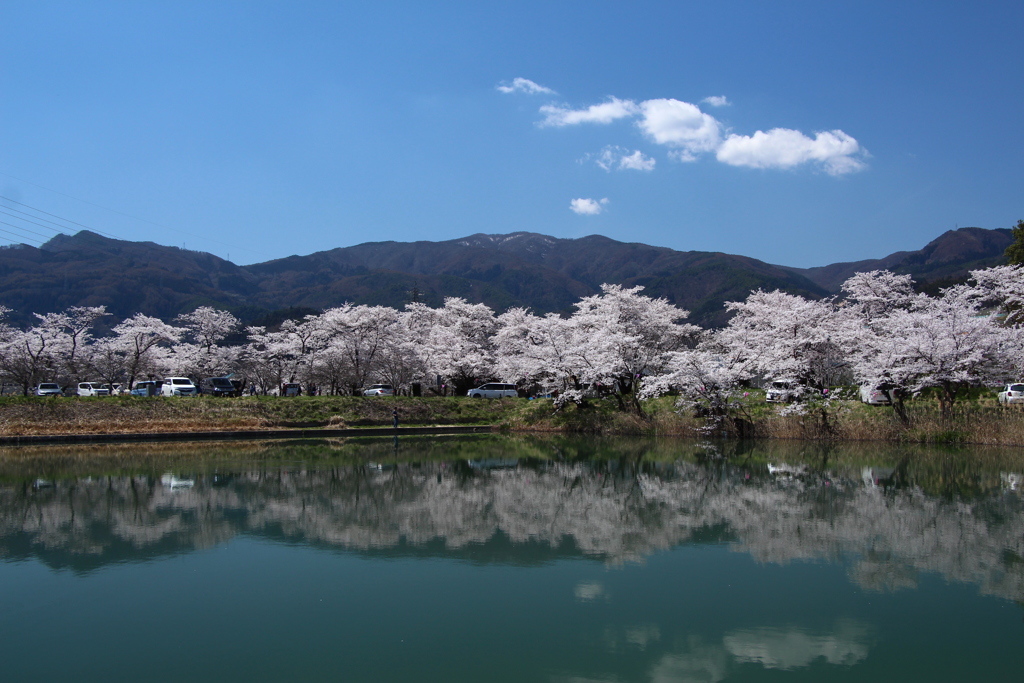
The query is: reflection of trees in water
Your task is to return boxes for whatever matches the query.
[1,454,1023,602]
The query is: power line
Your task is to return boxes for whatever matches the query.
[0,226,44,246]
[0,219,52,242]
[0,209,68,236]
[0,172,273,261]
[0,203,89,233]
[0,195,119,239]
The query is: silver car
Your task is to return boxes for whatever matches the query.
[467,383,518,399]
[362,384,393,396]
[34,383,63,397]
[859,384,893,405]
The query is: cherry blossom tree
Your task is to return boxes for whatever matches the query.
[566,284,697,413]
[408,298,496,395]
[170,306,242,378]
[374,312,427,394]
[642,332,755,432]
[843,271,1016,420]
[242,322,311,394]
[0,328,57,394]
[176,306,241,352]
[883,285,1012,417]
[111,314,182,389]
[32,306,109,385]
[968,264,1024,326]
[318,304,396,394]
[717,289,849,394]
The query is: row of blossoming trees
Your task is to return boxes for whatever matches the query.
[0,265,1022,415]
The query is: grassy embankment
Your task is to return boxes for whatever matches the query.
[0,395,516,436]
[1,389,1023,445]
[507,389,1024,446]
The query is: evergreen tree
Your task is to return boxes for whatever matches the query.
[1005,219,1024,265]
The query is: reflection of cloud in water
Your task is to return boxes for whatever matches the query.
[649,637,728,683]
[600,623,660,653]
[723,620,870,669]
[574,581,607,602]
[625,623,661,650]
[647,622,870,682]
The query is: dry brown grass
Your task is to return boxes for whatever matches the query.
[0,394,519,437]
[759,400,1024,446]
[5,394,1024,446]
[0,398,266,435]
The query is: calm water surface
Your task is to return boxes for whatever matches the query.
[0,436,1022,682]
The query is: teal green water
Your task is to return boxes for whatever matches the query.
[1,436,1022,682]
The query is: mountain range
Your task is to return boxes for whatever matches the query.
[0,227,1011,328]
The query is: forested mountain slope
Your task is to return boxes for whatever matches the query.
[0,227,1009,328]
[782,227,1012,293]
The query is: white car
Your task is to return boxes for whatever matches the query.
[161,377,198,397]
[859,384,893,405]
[77,382,110,397]
[35,383,63,397]
[467,383,518,399]
[998,383,1024,405]
[362,384,393,396]
[765,380,798,403]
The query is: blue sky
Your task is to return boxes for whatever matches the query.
[0,1,1021,267]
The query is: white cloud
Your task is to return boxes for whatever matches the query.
[496,77,555,95]
[702,95,731,107]
[540,97,640,127]
[524,91,867,176]
[637,99,723,161]
[588,146,656,172]
[716,128,867,175]
[570,198,609,215]
[618,150,656,171]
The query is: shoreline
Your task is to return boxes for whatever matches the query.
[0,424,498,446]
[0,394,1023,447]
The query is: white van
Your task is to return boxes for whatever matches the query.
[77,382,110,397]
[161,377,198,397]
[467,383,518,399]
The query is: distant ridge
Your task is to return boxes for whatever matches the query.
[782,227,1012,292]
[0,227,1010,328]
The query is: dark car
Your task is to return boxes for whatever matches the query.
[201,377,240,397]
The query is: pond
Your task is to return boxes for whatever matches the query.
[0,435,1022,682]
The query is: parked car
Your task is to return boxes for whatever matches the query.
[34,383,63,397]
[467,383,518,399]
[998,383,1024,405]
[77,382,110,397]
[362,384,393,397]
[130,381,160,397]
[764,380,798,403]
[281,382,302,397]
[859,384,893,405]
[161,377,198,397]
[201,377,239,397]
[102,383,125,396]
